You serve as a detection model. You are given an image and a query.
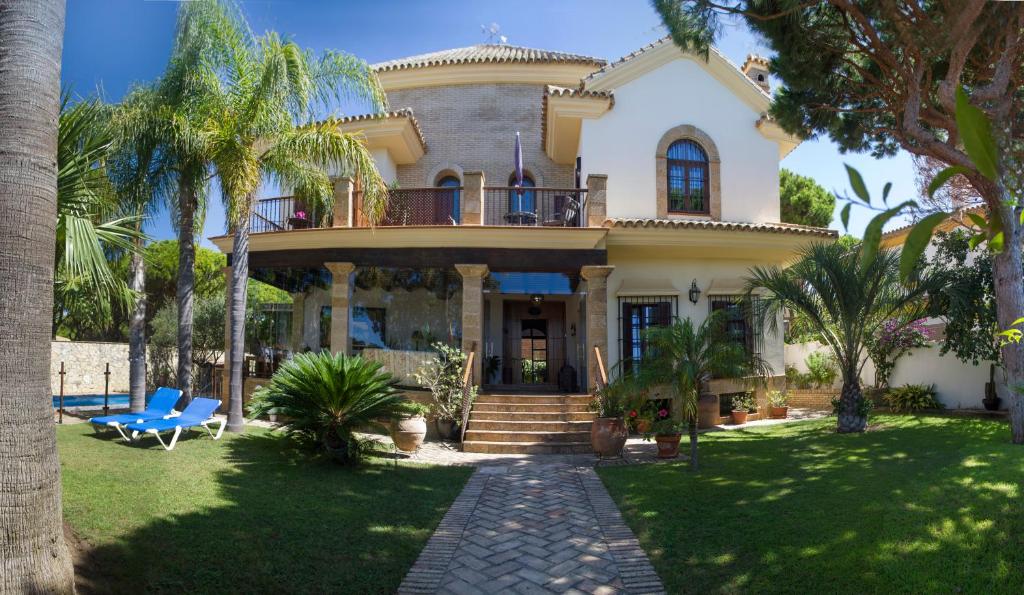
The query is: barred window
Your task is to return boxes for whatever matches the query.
[708,294,762,356]
[618,296,677,370]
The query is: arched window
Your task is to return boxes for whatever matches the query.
[666,140,710,214]
[507,173,536,216]
[436,174,461,223]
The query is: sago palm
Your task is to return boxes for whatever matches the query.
[192,17,388,432]
[746,242,944,433]
[248,352,409,463]
[639,312,771,470]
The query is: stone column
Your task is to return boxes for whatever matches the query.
[581,265,614,392]
[332,177,354,227]
[585,174,607,228]
[220,266,232,409]
[455,264,488,384]
[461,171,484,225]
[289,292,305,354]
[325,262,355,355]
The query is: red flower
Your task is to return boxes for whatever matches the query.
[629,410,638,418]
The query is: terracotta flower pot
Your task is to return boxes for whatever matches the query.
[390,415,427,452]
[435,418,460,441]
[591,417,628,458]
[769,406,788,419]
[730,410,749,425]
[635,419,652,434]
[654,434,682,459]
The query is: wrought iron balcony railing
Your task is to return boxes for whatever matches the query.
[483,187,586,227]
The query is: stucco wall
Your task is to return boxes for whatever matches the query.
[786,341,993,409]
[603,252,786,375]
[579,57,780,223]
[387,83,574,188]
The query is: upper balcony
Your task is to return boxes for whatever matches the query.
[249,172,606,233]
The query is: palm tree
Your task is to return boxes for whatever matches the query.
[746,242,944,433]
[158,0,244,406]
[109,85,173,412]
[0,0,76,589]
[53,95,141,335]
[192,17,388,432]
[639,312,770,470]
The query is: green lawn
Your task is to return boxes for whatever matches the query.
[598,415,1024,594]
[58,423,472,594]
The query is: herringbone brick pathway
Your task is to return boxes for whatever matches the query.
[398,463,664,595]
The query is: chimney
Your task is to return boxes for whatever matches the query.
[741,54,771,93]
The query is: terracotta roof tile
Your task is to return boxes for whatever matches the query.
[374,44,606,72]
[334,108,426,150]
[605,218,837,237]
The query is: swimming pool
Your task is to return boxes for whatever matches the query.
[53,394,131,408]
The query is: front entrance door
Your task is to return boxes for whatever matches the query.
[501,300,566,386]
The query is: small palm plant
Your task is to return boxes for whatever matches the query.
[746,242,944,433]
[637,312,770,470]
[248,352,410,464]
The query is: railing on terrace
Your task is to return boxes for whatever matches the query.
[250,196,325,232]
[355,187,460,227]
[483,187,586,227]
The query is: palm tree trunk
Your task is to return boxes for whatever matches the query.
[176,178,196,406]
[226,198,252,432]
[0,0,76,591]
[837,376,867,433]
[991,195,1024,444]
[128,236,147,413]
[688,418,699,471]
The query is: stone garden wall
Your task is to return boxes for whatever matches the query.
[51,340,131,395]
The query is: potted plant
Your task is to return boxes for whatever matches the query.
[288,209,311,229]
[629,407,654,434]
[247,352,409,465]
[414,342,476,441]
[768,390,788,419]
[390,402,429,452]
[484,355,501,384]
[730,393,755,425]
[589,371,636,458]
[644,407,685,458]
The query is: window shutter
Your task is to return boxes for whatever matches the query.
[621,302,634,369]
[655,302,672,327]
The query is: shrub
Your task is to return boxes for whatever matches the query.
[884,384,942,412]
[805,352,839,388]
[785,364,811,389]
[768,390,788,407]
[591,368,640,418]
[414,342,476,422]
[645,406,685,437]
[248,352,408,464]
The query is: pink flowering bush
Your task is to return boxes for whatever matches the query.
[867,318,929,388]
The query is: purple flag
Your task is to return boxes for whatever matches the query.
[514,131,524,187]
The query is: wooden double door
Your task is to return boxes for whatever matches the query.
[501,300,567,386]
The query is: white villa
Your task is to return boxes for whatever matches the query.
[211,39,837,453]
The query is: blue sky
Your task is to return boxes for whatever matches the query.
[63,0,916,247]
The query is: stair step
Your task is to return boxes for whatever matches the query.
[477,394,592,405]
[462,440,593,455]
[464,430,591,443]
[468,420,593,432]
[470,411,596,422]
[472,403,592,413]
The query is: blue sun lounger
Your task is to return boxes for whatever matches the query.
[126,397,224,451]
[89,387,182,441]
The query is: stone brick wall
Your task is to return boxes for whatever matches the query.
[51,341,130,395]
[787,389,837,411]
[388,83,574,188]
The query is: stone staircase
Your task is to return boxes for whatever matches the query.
[462,393,595,454]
